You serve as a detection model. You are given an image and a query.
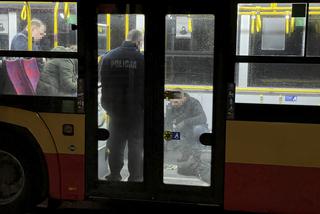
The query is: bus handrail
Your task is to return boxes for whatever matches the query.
[165,84,320,94]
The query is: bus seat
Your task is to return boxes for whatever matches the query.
[5,59,35,95]
[21,58,40,92]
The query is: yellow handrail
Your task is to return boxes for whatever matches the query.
[188,14,192,32]
[250,13,255,34]
[125,14,129,39]
[236,87,320,94]
[53,2,59,47]
[106,14,111,51]
[20,3,27,20]
[25,2,32,51]
[290,17,295,33]
[165,85,320,94]
[256,13,261,32]
[285,12,290,34]
[64,2,70,19]
[240,11,320,16]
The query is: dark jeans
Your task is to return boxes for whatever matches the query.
[107,117,143,181]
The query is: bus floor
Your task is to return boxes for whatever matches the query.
[98,142,210,185]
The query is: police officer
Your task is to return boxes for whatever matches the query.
[100,29,144,182]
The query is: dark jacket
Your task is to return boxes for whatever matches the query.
[10,30,41,51]
[100,41,144,118]
[37,46,77,96]
[165,94,207,138]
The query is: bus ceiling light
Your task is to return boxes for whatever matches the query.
[60,13,65,19]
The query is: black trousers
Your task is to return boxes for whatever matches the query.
[107,117,143,181]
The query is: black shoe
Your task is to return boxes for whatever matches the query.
[105,174,122,181]
[127,176,143,182]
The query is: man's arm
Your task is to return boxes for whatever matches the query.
[100,56,108,110]
[164,104,174,130]
[182,99,207,127]
[59,59,77,95]
[11,34,28,51]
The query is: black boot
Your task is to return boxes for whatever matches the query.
[105,174,122,181]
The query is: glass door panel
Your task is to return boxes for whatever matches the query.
[164,14,214,186]
[97,13,145,182]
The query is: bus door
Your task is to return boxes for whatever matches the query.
[87,1,230,206]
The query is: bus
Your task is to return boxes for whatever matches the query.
[0,1,320,214]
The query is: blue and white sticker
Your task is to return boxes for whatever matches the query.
[171,132,181,140]
[285,95,297,102]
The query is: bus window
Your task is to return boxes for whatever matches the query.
[307,3,320,56]
[0,56,78,97]
[164,14,214,186]
[0,2,77,51]
[235,3,320,106]
[235,63,320,106]
[97,13,145,182]
[236,3,306,56]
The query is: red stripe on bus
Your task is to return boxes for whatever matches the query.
[45,153,84,200]
[224,163,320,214]
[44,154,61,199]
[59,154,85,200]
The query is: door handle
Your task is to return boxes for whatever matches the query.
[199,133,214,146]
[97,128,109,141]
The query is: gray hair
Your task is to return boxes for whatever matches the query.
[126,29,143,42]
[26,18,46,30]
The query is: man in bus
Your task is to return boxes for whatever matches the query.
[165,89,208,163]
[10,18,46,51]
[36,45,77,96]
[100,29,144,182]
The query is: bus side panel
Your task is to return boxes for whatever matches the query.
[0,107,61,199]
[39,113,85,200]
[45,153,62,199]
[58,154,85,200]
[224,163,320,214]
[224,121,320,214]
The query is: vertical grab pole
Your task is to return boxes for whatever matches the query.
[26,2,32,51]
[54,2,60,47]
[125,14,129,39]
[106,14,111,51]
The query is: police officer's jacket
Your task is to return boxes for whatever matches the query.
[100,41,144,118]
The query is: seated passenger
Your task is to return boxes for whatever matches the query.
[36,45,77,96]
